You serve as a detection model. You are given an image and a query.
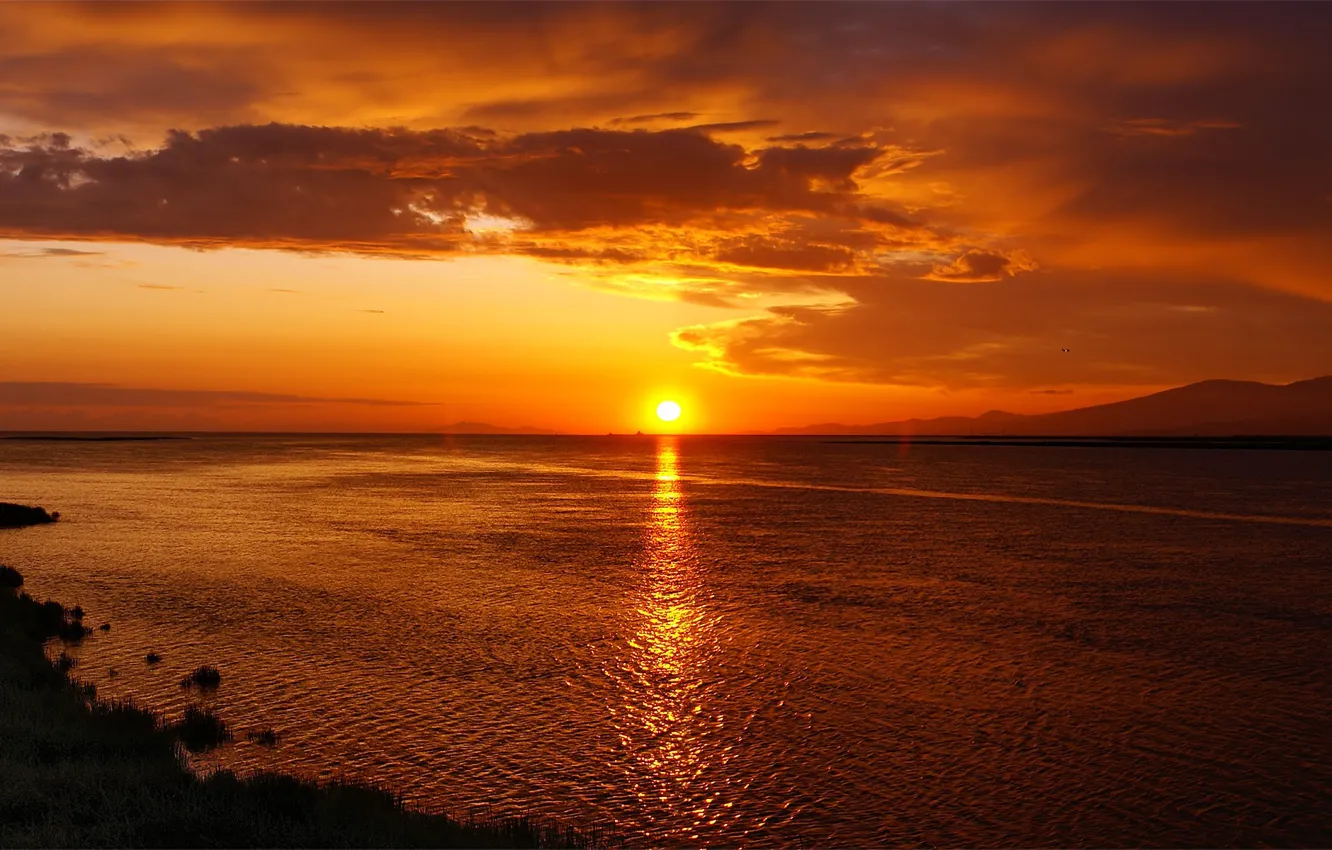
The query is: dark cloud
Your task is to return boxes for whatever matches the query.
[611,113,699,125]
[767,132,838,143]
[926,249,1037,283]
[1103,118,1242,138]
[0,382,431,408]
[0,246,104,258]
[686,120,781,134]
[0,123,919,269]
[714,236,857,273]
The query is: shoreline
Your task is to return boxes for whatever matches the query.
[0,503,60,529]
[0,559,600,848]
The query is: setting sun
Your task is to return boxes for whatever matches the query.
[656,400,682,422]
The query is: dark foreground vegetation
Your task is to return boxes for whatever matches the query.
[0,503,59,528]
[1,565,600,848]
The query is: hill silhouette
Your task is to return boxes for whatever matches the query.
[776,376,1332,437]
[435,422,557,435]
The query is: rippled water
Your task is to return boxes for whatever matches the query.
[3,435,1330,846]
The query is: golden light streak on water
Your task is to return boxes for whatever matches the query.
[610,438,728,842]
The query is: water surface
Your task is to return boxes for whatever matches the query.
[2,435,1330,846]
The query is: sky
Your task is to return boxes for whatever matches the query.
[2,1,1330,433]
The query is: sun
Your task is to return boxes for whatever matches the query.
[655,400,682,423]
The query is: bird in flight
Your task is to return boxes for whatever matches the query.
[1060,348,1070,353]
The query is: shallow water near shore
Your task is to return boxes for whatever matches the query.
[3,435,1330,846]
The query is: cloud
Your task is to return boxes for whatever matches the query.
[0,124,936,289]
[714,236,858,273]
[0,246,104,259]
[673,272,1332,389]
[0,382,432,408]
[611,113,700,125]
[1103,118,1242,137]
[3,2,1331,396]
[767,132,839,143]
[925,249,1038,283]
[136,283,183,291]
[686,120,782,134]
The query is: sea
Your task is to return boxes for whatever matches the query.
[2,434,1330,846]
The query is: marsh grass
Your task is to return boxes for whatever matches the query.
[180,665,222,689]
[59,619,91,642]
[175,705,233,753]
[1,566,607,847]
[247,727,280,746]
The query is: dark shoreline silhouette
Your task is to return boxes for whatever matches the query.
[3,435,190,442]
[0,556,603,847]
[0,503,59,528]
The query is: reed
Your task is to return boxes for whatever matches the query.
[174,705,233,753]
[180,665,222,689]
[246,727,280,746]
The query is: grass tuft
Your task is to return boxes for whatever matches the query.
[246,727,280,746]
[145,651,162,664]
[60,620,91,642]
[179,665,222,689]
[174,705,233,753]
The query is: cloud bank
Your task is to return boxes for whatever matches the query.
[2,2,1331,393]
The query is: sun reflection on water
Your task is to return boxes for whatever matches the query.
[609,437,734,841]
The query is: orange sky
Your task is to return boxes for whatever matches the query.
[2,2,1330,433]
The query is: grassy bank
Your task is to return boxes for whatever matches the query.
[0,565,598,848]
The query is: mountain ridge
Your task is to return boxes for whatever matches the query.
[434,421,558,435]
[775,376,1332,437]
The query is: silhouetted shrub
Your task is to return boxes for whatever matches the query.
[0,564,22,588]
[71,605,84,620]
[145,652,162,664]
[180,666,222,689]
[174,705,232,753]
[59,619,91,642]
[247,727,280,746]
[99,622,111,632]
[55,652,76,672]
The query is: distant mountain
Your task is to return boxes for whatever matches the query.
[435,422,558,435]
[775,376,1332,437]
